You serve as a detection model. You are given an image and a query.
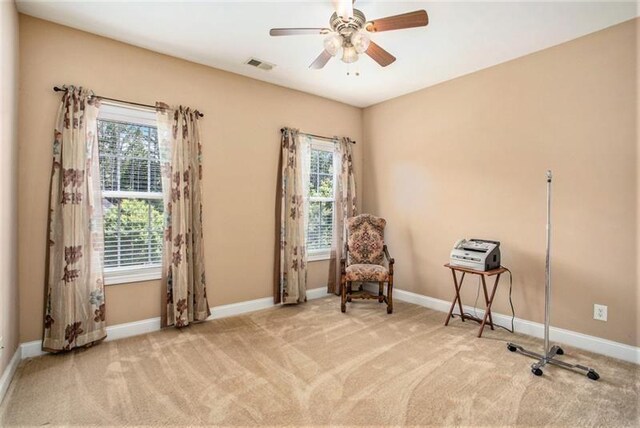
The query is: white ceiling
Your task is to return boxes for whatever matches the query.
[16,1,639,107]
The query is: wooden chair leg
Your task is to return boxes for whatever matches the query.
[387,276,394,314]
[347,282,352,302]
[378,281,384,303]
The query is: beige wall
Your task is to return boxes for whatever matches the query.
[16,14,639,349]
[363,19,638,346]
[0,0,20,375]
[18,15,363,343]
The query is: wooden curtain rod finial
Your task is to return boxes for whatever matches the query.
[52,86,204,118]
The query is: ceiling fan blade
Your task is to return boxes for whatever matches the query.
[309,50,333,69]
[332,0,353,19]
[366,10,429,32]
[365,41,396,67]
[270,28,330,36]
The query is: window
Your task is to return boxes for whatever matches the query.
[307,139,335,261]
[97,103,163,285]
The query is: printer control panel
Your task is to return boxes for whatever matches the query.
[461,240,492,252]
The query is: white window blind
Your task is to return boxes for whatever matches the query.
[97,103,163,283]
[307,140,335,259]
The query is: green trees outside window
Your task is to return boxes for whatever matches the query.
[308,147,334,252]
[98,120,164,269]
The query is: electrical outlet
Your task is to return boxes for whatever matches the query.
[594,304,607,322]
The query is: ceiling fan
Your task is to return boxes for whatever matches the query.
[269,0,428,69]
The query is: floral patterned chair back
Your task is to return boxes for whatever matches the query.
[346,214,387,266]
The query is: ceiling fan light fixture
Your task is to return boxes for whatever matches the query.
[323,33,343,56]
[341,45,358,63]
[351,30,370,54]
[269,5,427,69]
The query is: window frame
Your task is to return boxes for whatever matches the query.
[306,138,337,262]
[97,102,163,286]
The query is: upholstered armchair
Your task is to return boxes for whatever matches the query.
[341,214,395,314]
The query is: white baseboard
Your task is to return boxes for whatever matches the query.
[105,316,162,342]
[0,346,21,406]
[210,286,328,319]
[12,283,638,399]
[19,341,44,359]
[306,286,331,301]
[19,285,639,364]
[19,286,330,360]
[391,287,640,365]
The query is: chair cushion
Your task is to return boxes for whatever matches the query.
[345,264,389,282]
[347,214,386,265]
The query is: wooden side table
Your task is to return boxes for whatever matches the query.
[443,263,508,338]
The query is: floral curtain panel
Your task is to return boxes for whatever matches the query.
[43,86,107,352]
[156,103,210,327]
[328,137,357,294]
[273,128,309,304]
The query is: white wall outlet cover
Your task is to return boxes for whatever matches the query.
[594,304,608,322]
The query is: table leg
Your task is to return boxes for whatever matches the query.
[457,272,466,320]
[445,270,466,326]
[480,275,495,330]
[478,273,502,338]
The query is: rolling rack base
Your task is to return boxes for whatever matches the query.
[506,342,600,380]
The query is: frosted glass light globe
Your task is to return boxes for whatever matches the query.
[342,45,359,63]
[323,34,343,56]
[351,31,370,54]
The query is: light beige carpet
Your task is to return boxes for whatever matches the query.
[1,296,638,427]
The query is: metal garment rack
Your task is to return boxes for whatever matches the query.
[506,170,600,380]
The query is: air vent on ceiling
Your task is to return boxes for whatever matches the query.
[245,58,275,71]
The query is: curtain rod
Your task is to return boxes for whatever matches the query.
[280,128,356,144]
[53,86,204,118]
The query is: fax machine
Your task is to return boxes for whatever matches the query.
[449,239,501,271]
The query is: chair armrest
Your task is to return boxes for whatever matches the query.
[341,243,348,274]
[383,245,394,265]
[384,245,394,275]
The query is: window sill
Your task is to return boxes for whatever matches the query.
[308,250,331,262]
[104,266,162,286]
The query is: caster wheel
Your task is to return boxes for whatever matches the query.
[587,370,600,381]
[341,304,346,313]
[556,347,564,356]
[532,368,543,377]
[387,307,393,314]
[507,344,517,352]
